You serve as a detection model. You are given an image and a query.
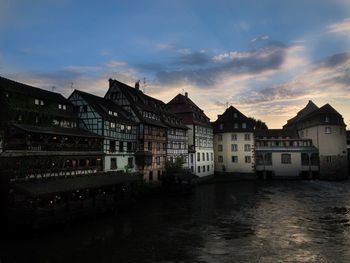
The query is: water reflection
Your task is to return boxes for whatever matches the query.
[2,180,350,262]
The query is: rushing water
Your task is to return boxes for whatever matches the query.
[2,180,350,263]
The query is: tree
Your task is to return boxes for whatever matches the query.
[248,117,268,130]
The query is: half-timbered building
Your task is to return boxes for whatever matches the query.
[0,76,104,180]
[167,92,214,177]
[68,90,137,173]
[105,79,168,182]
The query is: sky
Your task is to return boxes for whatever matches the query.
[1,0,350,128]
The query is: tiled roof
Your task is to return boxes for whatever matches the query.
[71,90,135,124]
[255,129,298,139]
[0,76,68,104]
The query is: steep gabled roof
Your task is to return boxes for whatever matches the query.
[212,105,254,133]
[285,100,319,126]
[71,89,134,124]
[166,93,211,127]
[284,100,345,128]
[0,76,68,104]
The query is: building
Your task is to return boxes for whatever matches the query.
[255,129,319,179]
[105,79,168,182]
[68,90,137,173]
[167,92,214,177]
[212,106,255,176]
[283,100,348,179]
[0,76,104,180]
[161,111,189,165]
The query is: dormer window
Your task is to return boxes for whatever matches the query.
[108,110,113,115]
[325,116,329,123]
[219,124,223,130]
[234,123,238,129]
[113,112,118,117]
[234,113,238,118]
[62,105,66,110]
[110,122,116,129]
[242,123,247,129]
[35,99,44,106]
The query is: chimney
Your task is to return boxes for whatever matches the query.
[109,78,113,87]
[185,92,188,98]
[135,80,140,90]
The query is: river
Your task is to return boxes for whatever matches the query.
[2,180,350,262]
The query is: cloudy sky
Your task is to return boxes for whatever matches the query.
[1,0,350,128]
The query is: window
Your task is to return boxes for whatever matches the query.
[218,134,223,141]
[232,156,238,163]
[35,116,39,123]
[190,154,193,163]
[110,140,116,152]
[301,153,309,166]
[231,134,237,140]
[108,110,113,115]
[119,141,124,152]
[148,142,152,150]
[218,156,223,163]
[234,123,238,129]
[211,152,213,161]
[197,152,200,161]
[242,123,247,129]
[113,112,118,117]
[121,124,125,132]
[325,116,329,123]
[110,122,116,129]
[63,105,66,110]
[156,156,160,165]
[218,145,223,152]
[207,165,210,171]
[198,166,201,173]
[206,152,209,161]
[244,144,251,152]
[244,134,250,141]
[231,144,237,152]
[233,113,238,118]
[110,158,117,169]
[83,105,88,113]
[35,99,39,105]
[203,165,205,172]
[311,153,319,165]
[157,170,161,180]
[325,127,331,134]
[219,124,223,130]
[40,100,44,106]
[127,125,132,133]
[58,104,62,109]
[202,153,205,160]
[245,156,251,163]
[149,171,153,181]
[127,142,132,151]
[325,156,332,163]
[281,154,291,164]
[156,142,160,151]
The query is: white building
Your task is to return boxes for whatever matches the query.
[167,92,214,177]
[212,106,255,175]
[284,101,348,180]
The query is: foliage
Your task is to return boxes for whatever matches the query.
[163,156,194,185]
[248,117,268,130]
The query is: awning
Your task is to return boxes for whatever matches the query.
[11,124,102,139]
[12,173,142,197]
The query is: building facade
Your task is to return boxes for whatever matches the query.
[167,92,214,177]
[105,79,168,182]
[212,106,255,175]
[68,90,137,173]
[255,129,319,179]
[0,76,104,181]
[284,101,348,179]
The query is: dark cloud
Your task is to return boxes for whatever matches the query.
[156,44,288,87]
[175,52,212,65]
[313,52,350,69]
[237,84,308,104]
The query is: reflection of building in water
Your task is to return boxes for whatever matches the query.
[284,101,348,179]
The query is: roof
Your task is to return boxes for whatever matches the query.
[212,106,254,133]
[284,101,345,128]
[0,76,68,104]
[71,90,135,124]
[255,129,298,139]
[12,123,102,138]
[12,173,142,197]
[107,79,187,129]
[167,93,211,126]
